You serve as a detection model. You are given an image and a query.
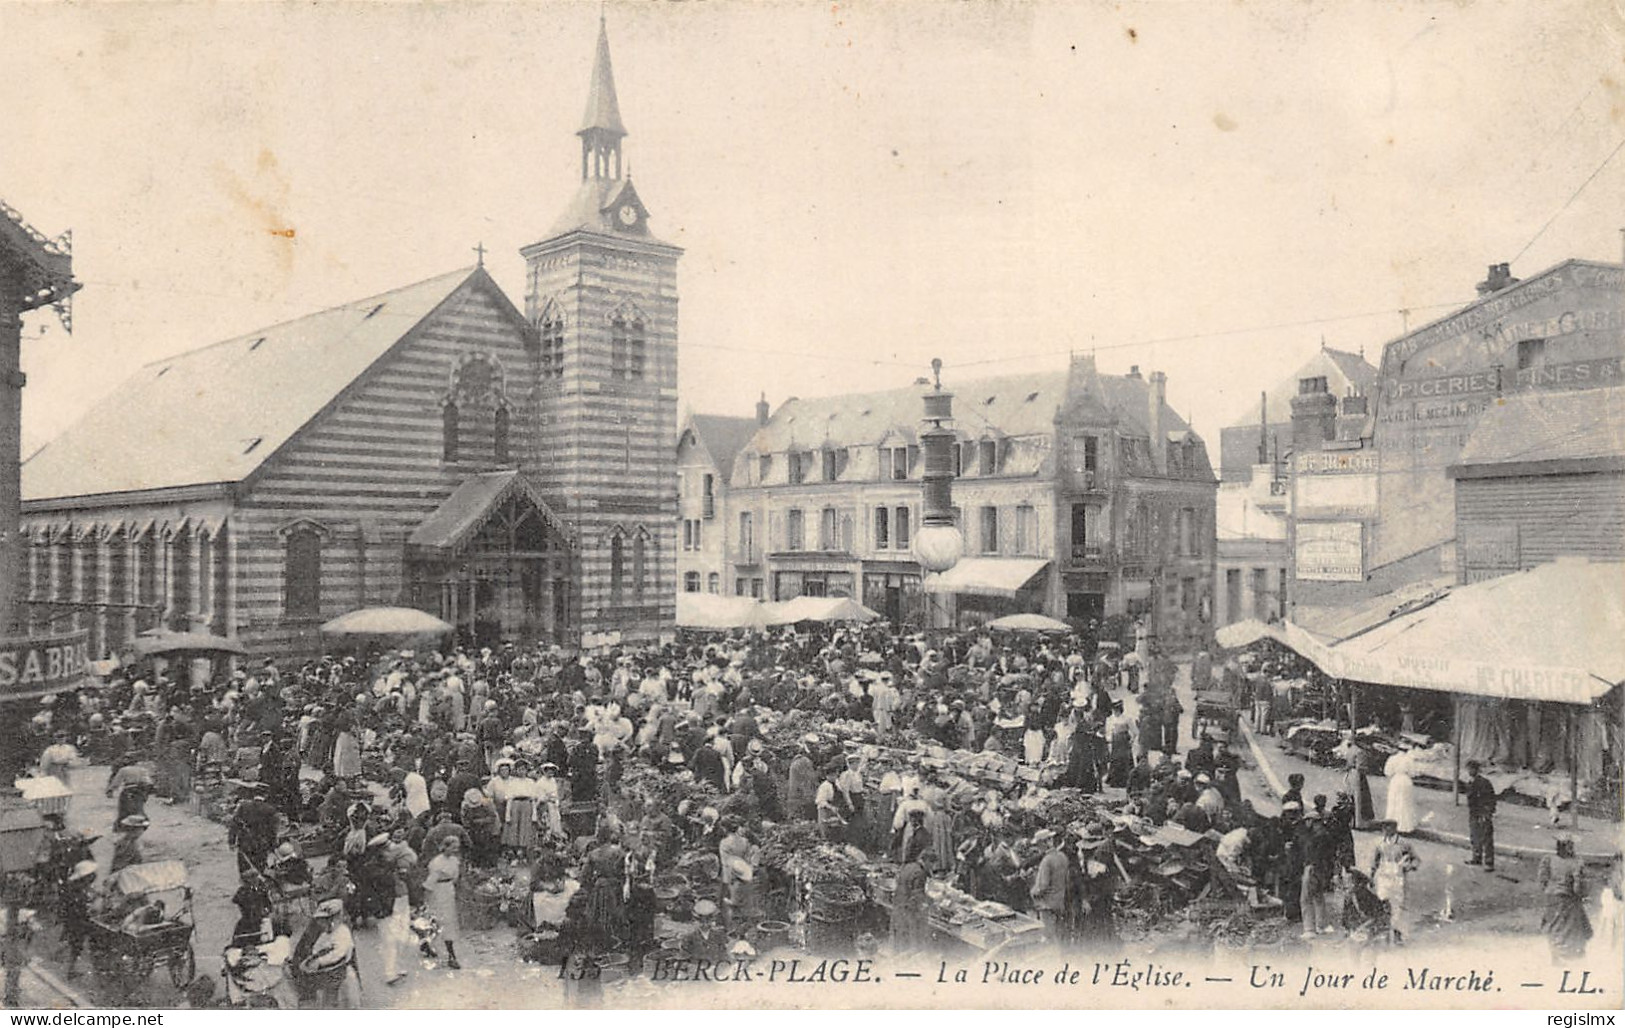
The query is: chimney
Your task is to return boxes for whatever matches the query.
[1475,262,1520,298]
[1127,365,1142,379]
[1148,370,1167,474]
[1257,390,1268,465]
[755,392,770,426]
[1290,390,1337,452]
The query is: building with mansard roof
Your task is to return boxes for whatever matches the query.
[19,18,681,660]
[717,357,1218,649]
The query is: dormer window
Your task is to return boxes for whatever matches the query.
[1298,376,1329,395]
[978,439,998,475]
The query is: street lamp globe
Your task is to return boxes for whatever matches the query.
[915,522,963,574]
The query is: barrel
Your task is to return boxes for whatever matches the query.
[753,920,791,951]
[806,882,866,920]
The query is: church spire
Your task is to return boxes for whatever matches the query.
[578,14,627,181]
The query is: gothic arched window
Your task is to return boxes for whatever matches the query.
[538,306,564,380]
[284,527,323,618]
[442,402,460,462]
[494,406,511,463]
[609,533,625,605]
[610,309,646,381]
[632,531,647,600]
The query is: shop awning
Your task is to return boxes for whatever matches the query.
[1329,559,1624,706]
[922,557,1049,599]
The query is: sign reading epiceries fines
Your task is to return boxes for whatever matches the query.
[0,629,91,702]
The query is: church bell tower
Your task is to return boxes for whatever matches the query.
[521,15,682,645]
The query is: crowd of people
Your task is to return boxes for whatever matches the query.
[19,620,1622,1006]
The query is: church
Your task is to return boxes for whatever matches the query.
[18,19,681,660]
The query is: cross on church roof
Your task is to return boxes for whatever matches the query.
[473,242,486,267]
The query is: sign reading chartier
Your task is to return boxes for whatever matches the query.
[0,629,91,702]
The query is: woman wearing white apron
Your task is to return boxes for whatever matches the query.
[1370,820,1420,945]
[1383,751,1418,834]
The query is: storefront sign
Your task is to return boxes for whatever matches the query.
[1295,451,1379,475]
[1295,522,1363,582]
[1515,355,1622,391]
[0,629,91,702]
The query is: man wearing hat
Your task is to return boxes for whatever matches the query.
[59,860,97,976]
[111,815,150,873]
[293,899,356,1007]
[1462,760,1497,872]
[230,782,280,876]
[1029,829,1072,944]
[1074,825,1117,947]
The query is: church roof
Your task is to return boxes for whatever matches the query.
[579,16,626,138]
[24,267,484,502]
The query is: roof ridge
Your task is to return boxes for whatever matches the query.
[136,266,476,370]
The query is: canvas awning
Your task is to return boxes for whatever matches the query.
[1214,619,1281,650]
[1328,559,1624,706]
[922,557,1049,598]
[766,596,881,625]
[676,593,769,631]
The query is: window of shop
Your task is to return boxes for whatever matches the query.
[787,509,805,551]
[895,506,911,549]
[980,506,999,554]
[820,508,838,550]
[735,577,748,596]
[684,571,701,593]
[874,506,890,549]
[738,511,754,561]
[707,572,719,594]
[1015,504,1036,554]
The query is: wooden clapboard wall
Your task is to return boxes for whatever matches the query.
[524,234,680,643]
[233,271,534,658]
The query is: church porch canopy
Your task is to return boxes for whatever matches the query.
[408,470,572,558]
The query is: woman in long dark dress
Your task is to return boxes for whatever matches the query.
[1538,837,1592,962]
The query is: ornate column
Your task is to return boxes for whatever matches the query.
[161,529,175,631]
[95,532,110,658]
[190,526,205,631]
[124,532,141,640]
[200,527,217,633]
[223,522,238,639]
[69,533,85,635]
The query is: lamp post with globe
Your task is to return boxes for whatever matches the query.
[914,360,962,630]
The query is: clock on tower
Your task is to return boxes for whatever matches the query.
[518,14,683,646]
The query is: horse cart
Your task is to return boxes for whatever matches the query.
[89,860,197,990]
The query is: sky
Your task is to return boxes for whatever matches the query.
[3,1,1622,458]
